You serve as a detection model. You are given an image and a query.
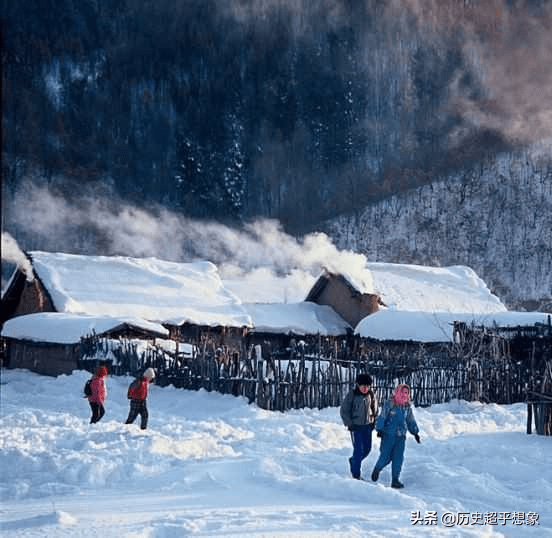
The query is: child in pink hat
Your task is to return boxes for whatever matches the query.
[371,384,420,488]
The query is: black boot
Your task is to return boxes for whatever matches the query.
[391,479,404,489]
[371,467,380,482]
[349,457,361,479]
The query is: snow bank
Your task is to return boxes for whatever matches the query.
[1,369,550,537]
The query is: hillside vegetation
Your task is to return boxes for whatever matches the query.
[324,151,552,310]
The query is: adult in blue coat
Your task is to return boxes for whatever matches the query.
[371,384,420,488]
[340,373,378,479]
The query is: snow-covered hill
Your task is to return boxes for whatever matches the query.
[324,152,552,310]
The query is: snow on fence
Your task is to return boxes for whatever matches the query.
[79,323,552,420]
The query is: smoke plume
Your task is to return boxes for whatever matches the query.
[5,181,374,299]
[1,232,34,282]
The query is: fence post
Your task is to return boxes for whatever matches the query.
[528,342,536,434]
[274,356,281,411]
[256,359,264,408]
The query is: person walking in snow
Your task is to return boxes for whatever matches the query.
[340,373,379,480]
[125,367,155,430]
[88,365,108,424]
[371,384,420,489]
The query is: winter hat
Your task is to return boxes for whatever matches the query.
[356,373,372,386]
[143,367,156,381]
[393,384,410,406]
[97,366,108,377]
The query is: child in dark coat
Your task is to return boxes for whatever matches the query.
[371,384,420,488]
[125,367,155,430]
[88,366,108,423]
[340,373,379,479]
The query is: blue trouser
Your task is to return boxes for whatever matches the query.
[374,434,406,481]
[349,424,373,477]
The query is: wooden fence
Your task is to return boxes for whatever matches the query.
[79,325,551,414]
[527,359,552,435]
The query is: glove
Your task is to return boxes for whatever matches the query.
[377,431,383,438]
[414,433,421,444]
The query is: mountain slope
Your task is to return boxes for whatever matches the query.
[323,150,552,310]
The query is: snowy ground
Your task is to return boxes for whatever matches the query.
[1,369,551,537]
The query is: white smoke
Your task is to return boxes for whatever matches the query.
[7,181,374,301]
[1,231,34,282]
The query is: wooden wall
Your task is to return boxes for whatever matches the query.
[314,277,379,328]
[6,339,79,376]
[13,277,55,316]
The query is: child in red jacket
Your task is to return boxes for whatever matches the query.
[125,368,155,430]
[88,366,108,423]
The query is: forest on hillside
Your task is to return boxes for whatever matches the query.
[2,0,552,308]
[324,151,552,310]
[5,0,549,227]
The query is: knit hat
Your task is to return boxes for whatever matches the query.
[143,367,156,381]
[356,373,372,386]
[393,384,410,405]
[97,366,108,377]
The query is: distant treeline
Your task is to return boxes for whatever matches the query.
[3,0,514,232]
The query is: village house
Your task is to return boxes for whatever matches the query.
[0,251,254,374]
[2,251,550,426]
[1,312,169,375]
[305,268,384,328]
[1,252,354,375]
[3,250,547,380]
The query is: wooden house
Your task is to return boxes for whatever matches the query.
[1,251,253,374]
[1,266,54,323]
[241,301,352,358]
[305,269,383,329]
[2,313,169,375]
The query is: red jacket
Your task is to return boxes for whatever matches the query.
[128,378,149,401]
[89,366,108,404]
[89,375,106,404]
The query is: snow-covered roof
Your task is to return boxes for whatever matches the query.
[366,263,506,314]
[355,310,551,342]
[3,252,351,341]
[1,312,169,344]
[3,251,535,344]
[221,261,507,315]
[243,302,352,336]
[30,251,253,328]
